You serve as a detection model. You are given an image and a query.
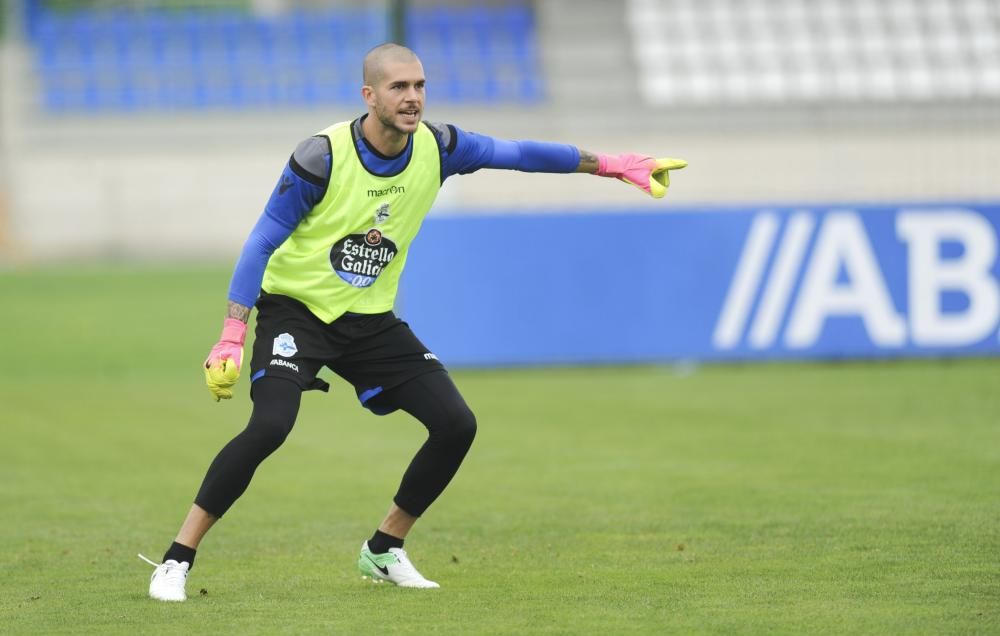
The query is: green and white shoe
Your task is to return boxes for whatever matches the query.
[358,542,440,588]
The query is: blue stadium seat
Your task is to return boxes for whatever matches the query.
[29,4,543,113]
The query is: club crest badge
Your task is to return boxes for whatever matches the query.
[272,333,297,357]
[374,203,391,225]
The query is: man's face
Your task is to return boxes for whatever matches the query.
[365,59,426,136]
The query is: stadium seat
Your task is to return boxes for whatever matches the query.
[29,4,543,113]
[627,0,1000,105]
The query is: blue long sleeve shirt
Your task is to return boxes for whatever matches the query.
[228,117,580,307]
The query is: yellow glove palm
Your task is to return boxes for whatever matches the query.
[204,356,243,401]
[647,158,688,199]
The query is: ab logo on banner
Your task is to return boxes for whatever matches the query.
[713,209,1000,351]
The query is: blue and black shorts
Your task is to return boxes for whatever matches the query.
[248,292,445,414]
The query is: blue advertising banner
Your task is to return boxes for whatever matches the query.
[397,203,1000,366]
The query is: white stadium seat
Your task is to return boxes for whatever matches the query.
[627,0,1000,105]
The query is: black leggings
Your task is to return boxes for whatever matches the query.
[194,372,477,519]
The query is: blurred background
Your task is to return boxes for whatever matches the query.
[1,0,999,364]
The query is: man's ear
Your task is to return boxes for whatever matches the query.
[361,85,375,107]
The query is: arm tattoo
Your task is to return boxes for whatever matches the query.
[576,149,600,173]
[227,301,251,323]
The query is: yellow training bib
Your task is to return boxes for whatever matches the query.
[263,119,442,322]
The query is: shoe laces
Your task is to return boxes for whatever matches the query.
[138,553,159,568]
[138,553,189,581]
[387,548,424,579]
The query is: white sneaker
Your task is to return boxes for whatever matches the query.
[358,542,440,588]
[139,554,189,602]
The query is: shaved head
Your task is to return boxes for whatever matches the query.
[360,42,426,151]
[363,43,421,86]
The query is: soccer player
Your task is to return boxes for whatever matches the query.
[142,43,685,601]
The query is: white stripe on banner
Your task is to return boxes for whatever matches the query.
[713,212,778,349]
[749,212,815,349]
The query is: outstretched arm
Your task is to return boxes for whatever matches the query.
[493,140,686,198]
[438,126,685,198]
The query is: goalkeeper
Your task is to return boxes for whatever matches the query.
[142,43,685,601]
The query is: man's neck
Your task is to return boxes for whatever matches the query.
[361,114,409,157]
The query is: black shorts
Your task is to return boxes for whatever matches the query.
[249,293,445,415]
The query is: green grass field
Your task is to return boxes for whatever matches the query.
[2,267,998,634]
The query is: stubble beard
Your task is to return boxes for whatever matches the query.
[375,101,420,136]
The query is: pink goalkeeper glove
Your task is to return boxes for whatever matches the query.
[596,153,687,198]
[203,318,247,401]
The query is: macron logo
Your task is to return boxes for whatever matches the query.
[367,185,405,198]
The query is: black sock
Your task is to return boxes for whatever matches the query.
[368,530,404,554]
[163,541,197,569]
